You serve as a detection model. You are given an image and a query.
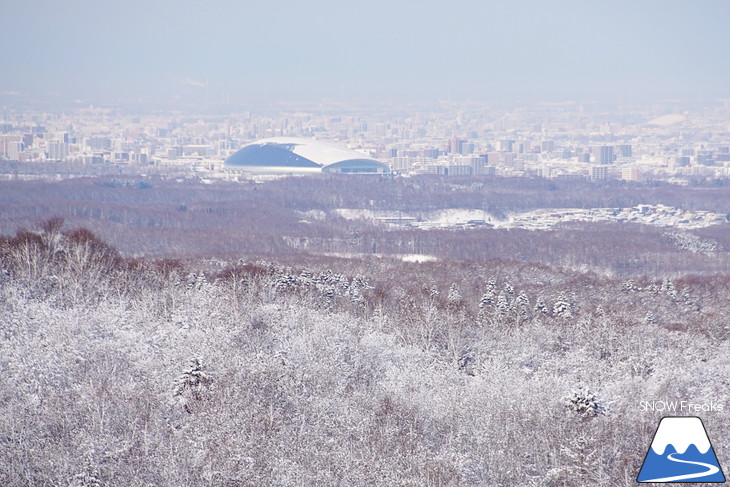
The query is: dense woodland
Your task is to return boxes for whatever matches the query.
[2,175,730,277]
[1,217,729,486]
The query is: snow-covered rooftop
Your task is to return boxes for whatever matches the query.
[243,137,375,166]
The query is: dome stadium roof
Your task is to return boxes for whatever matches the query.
[224,137,389,174]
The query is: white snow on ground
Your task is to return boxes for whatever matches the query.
[427,209,494,225]
[297,209,328,222]
[333,204,725,231]
[500,205,725,230]
[399,254,438,263]
[333,208,381,220]
[333,208,493,227]
[321,251,438,263]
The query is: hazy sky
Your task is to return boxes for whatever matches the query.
[2,0,729,104]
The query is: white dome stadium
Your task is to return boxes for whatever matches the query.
[224,137,390,174]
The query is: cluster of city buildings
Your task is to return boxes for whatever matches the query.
[1,99,730,183]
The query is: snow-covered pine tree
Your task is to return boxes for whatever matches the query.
[662,278,678,300]
[352,274,372,290]
[299,268,313,286]
[478,293,492,319]
[623,279,638,291]
[502,283,515,297]
[534,296,549,315]
[479,277,497,308]
[515,291,531,319]
[495,294,509,318]
[274,272,297,293]
[486,276,496,294]
[70,464,103,487]
[185,272,207,290]
[321,286,336,308]
[174,357,212,403]
[429,283,439,299]
[563,387,605,418]
[552,295,572,318]
[349,279,366,306]
[447,283,462,307]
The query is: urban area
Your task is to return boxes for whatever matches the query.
[2,98,730,184]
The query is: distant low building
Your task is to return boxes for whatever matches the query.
[448,165,473,176]
[674,156,691,167]
[47,141,69,161]
[621,167,639,182]
[554,173,585,181]
[590,165,609,181]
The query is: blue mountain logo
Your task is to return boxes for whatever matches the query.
[638,416,725,483]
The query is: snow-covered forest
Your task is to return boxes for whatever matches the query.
[2,218,729,486]
[3,176,730,276]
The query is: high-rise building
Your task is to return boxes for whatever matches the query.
[447,138,466,154]
[617,144,632,157]
[465,155,488,174]
[22,133,34,148]
[502,152,516,167]
[498,140,514,152]
[595,145,614,165]
[515,140,530,153]
[541,140,555,152]
[2,140,22,160]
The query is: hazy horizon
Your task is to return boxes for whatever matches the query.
[2,0,730,106]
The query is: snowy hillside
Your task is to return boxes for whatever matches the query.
[2,222,730,486]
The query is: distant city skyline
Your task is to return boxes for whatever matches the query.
[2,0,730,105]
